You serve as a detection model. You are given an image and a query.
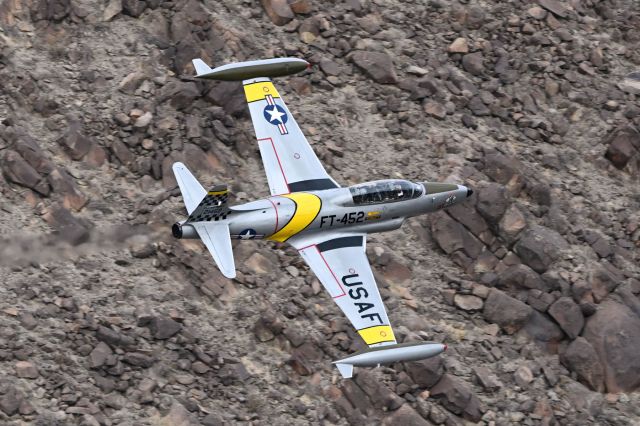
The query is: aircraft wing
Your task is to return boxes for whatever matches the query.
[242,78,340,196]
[289,233,397,347]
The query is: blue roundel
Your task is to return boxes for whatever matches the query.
[263,104,288,125]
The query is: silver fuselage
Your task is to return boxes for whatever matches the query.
[178,181,470,242]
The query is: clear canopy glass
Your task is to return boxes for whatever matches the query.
[349,180,424,205]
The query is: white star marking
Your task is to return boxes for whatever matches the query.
[266,106,285,123]
[239,230,254,240]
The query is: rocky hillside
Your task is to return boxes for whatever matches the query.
[1,0,639,424]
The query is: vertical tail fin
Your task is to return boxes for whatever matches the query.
[192,58,213,77]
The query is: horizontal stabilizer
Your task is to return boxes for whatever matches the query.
[192,222,236,278]
[192,57,309,81]
[172,162,206,215]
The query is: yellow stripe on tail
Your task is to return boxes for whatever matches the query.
[244,81,281,103]
[358,325,396,345]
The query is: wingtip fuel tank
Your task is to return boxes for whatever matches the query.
[333,341,447,379]
[192,57,309,81]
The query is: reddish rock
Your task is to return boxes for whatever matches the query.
[561,337,604,392]
[605,127,640,169]
[15,361,39,379]
[583,301,640,392]
[260,0,294,26]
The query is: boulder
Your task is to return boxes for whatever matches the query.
[0,387,23,416]
[482,152,525,194]
[561,337,604,392]
[157,81,200,110]
[453,294,484,311]
[497,264,547,292]
[461,52,485,76]
[351,51,398,84]
[42,205,91,246]
[205,81,246,117]
[15,361,39,379]
[148,316,182,339]
[499,204,527,243]
[89,342,113,368]
[548,297,584,339]
[430,374,484,421]
[483,288,533,334]
[2,150,49,195]
[522,310,564,351]
[260,0,294,26]
[405,355,444,388]
[381,404,430,426]
[122,0,147,18]
[583,300,640,392]
[355,370,403,410]
[604,126,640,169]
[538,0,570,18]
[563,381,603,417]
[431,212,484,260]
[514,225,569,273]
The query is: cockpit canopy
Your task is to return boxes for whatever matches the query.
[349,180,424,205]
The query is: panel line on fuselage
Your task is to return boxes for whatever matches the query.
[267,193,322,242]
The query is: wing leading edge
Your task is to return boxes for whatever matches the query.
[242,78,339,196]
[291,233,397,347]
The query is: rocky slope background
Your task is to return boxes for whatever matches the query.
[0,0,639,424]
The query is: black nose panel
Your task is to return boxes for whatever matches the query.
[467,188,474,197]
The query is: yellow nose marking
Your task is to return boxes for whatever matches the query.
[268,193,321,242]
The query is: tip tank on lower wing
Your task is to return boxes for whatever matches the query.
[333,341,447,379]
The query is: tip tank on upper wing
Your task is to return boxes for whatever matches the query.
[333,341,447,379]
[191,57,310,81]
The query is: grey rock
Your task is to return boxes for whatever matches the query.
[461,52,485,76]
[351,51,398,84]
[89,342,113,368]
[122,0,146,18]
[42,205,90,246]
[514,225,569,273]
[430,374,484,421]
[561,337,604,392]
[605,126,639,169]
[2,150,49,195]
[483,288,533,334]
[382,404,430,426]
[548,297,584,339]
[148,316,182,339]
[497,264,546,292]
[405,355,444,388]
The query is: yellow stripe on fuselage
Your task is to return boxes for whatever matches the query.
[244,81,281,103]
[268,193,321,242]
[358,325,396,345]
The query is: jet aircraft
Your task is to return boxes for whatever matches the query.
[171,58,473,378]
